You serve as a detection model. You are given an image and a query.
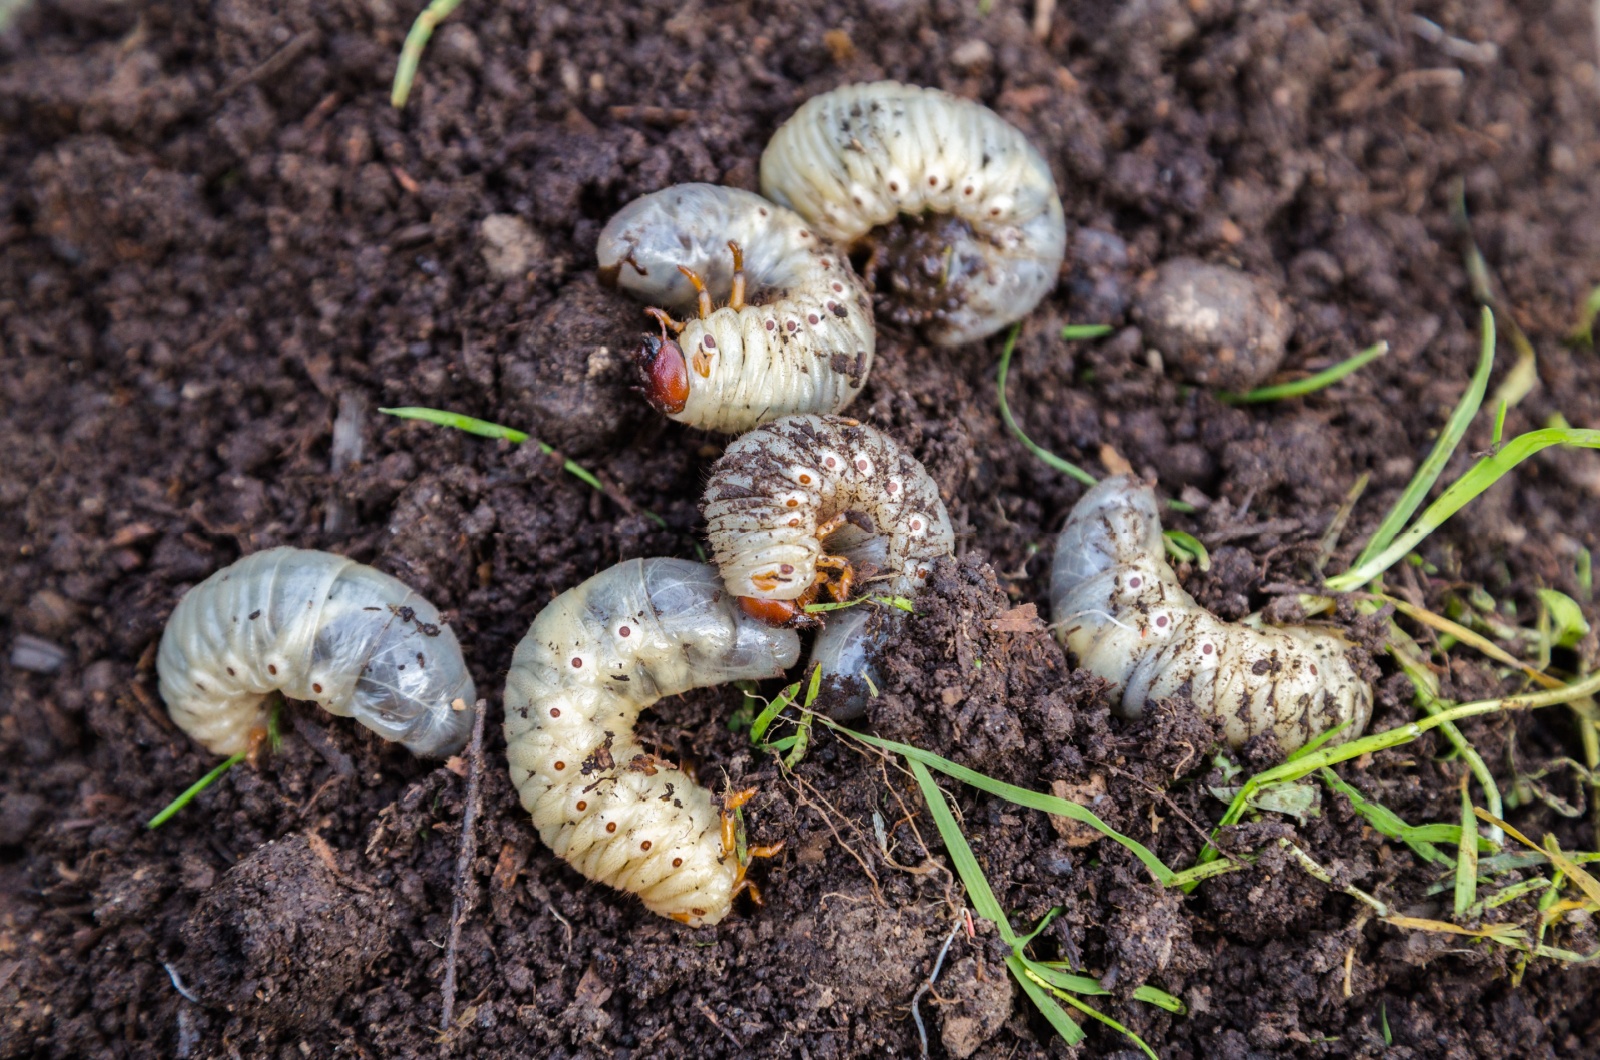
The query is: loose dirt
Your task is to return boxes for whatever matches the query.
[3,0,1599,1056]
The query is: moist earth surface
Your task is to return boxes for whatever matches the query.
[3,0,1599,1056]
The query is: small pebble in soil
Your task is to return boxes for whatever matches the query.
[1133,257,1291,391]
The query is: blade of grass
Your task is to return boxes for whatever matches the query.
[1382,593,1563,690]
[1318,767,1451,866]
[1219,341,1389,404]
[148,701,281,828]
[1482,876,1552,911]
[1162,529,1211,571]
[1024,968,1159,1060]
[1329,423,1600,591]
[1008,956,1087,1045]
[381,406,665,526]
[1571,285,1600,346]
[1454,772,1479,918]
[1061,324,1115,340]
[1337,307,1495,584]
[1030,963,1186,1013]
[748,679,802,745]
[147,752,246,829]
[910,760,1013,941]
[1189,669,1600,873]
[1476,807,1600,908]
[1316,472,1370,571]
[803,595,915,614]
[834,720,1175,884]
[997,324,1196,512]
[997,324,1097,488]
[391,0,465,107]
[911,759,1174,1050]
[1391,647,1505,843]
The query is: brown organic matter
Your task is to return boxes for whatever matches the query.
[3,0,1600,1057]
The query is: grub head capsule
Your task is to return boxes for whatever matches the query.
[637,332,691,415]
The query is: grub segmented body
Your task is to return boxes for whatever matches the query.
[703,415,955,716]
[1049,477,1372,753]
[503,558,801,926]
[596,184,875,434]
[156,547,476,758]
[760,80,1066,343]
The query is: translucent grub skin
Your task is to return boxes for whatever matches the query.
[760,80,1067,344]
[503,558,801,927]
[1050,476,1373,753]
[596,183,876,434]
[156,547,477,758]
[703,414,956,716]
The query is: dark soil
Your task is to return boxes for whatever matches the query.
[4,0,1600,1056]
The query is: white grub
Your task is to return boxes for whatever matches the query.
[156,547,476,758]
[1050,476,1372,753]
[503,558,800,926]
[760,80,1066,344]
[703,414,954,603]
[703,414,955,718]
[597,183,875,434]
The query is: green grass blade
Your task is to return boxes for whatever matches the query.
[1330,424,1600,592]
[1219,341,1389,404]
[998,324,1197,513]
[1031,963,1186,1013]
[1162,530,1211,571]
[391,0,465,108]
[1319,768,1451,866]
[381,406,666,526]
[1188,669,1600,871]
[909,759,1014,943]
[1037,975,1160,1060]
[1286,721,1352,763]
[781,713,814,769]
[382,405,529,443]
[1571,285,1600,346]
[148,701,280,829]
[832,721,1175,884]
[749,679,801,745]
[803,595,915,614]
[1337,307,1495,585]
[1164,857,1248,887]
[997,324,1098,487]
[147,751,246,829]
[1455,775,1479,918]
[1394,650,1505,840]
[1009,956,1086,1044]
[1061,324,1115,341]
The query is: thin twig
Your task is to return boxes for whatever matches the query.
[439,698,488,1036]
[912,914,967,1059]
[219,30,318,99]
